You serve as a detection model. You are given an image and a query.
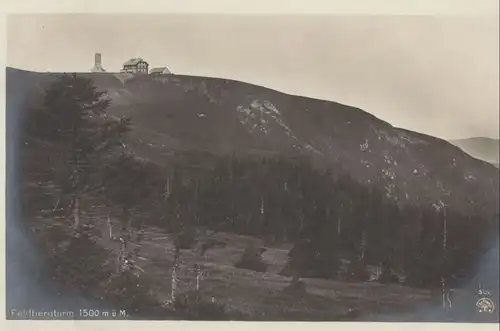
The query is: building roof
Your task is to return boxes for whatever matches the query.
[149,67,171,74]
[123,58,148,66]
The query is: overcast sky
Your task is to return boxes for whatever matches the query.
[7,14,499,140]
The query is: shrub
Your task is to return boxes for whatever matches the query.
[175,227,198,250]
[378,264,400,284]
[234,245,268,272]
[344,258,370,282]
[281,238,341,279]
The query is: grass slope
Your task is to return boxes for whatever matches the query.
[91,217,447,321]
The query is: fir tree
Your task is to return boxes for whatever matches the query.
[26,73,131,230]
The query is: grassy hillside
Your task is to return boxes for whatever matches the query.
[8,68,499,218]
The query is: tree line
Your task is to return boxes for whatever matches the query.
[130,152,493,289]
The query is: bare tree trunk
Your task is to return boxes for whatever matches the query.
[116,209,130,273]
[117,237,127,273]
[52,198,60,212]
[171,246,180,302]
[441,277,447,309]
[71,150,81,230]
[260,196,264,215]
[338,203,343,235]
[116,251,122,273]
[163,177,171,200]
[361,230,367,261]
[441,276,452,310]
[441,276,446,309]
[443,210,447,253]
[72,196,80,230]
[195,264,202,292]
[107,216,113,240]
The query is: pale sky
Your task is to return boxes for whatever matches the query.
[6,14,500,140]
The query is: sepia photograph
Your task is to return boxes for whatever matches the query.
[4,5,499,325]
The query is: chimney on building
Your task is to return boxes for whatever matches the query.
[91,52,106,72]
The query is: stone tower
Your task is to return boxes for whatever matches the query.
[91,53,106,72]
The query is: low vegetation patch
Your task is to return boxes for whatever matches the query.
[234,245,268,272]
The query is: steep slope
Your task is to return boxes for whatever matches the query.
[7,67,499,219]
[450,137,499,167]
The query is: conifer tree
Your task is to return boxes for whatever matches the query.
[26,73,131,230]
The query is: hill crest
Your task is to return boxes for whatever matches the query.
[6,67,499,218]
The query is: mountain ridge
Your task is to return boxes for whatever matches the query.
[7,67,499,219]
[449,137,499,167]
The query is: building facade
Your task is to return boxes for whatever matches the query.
[149,67,172,77]
[121,58,149,74]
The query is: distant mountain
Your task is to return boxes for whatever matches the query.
[6,67,499,219]
[450,137,499,167]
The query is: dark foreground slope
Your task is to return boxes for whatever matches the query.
[7,67,499,219]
